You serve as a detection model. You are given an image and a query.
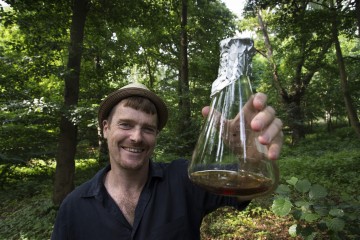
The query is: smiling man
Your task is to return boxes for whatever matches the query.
[51,82,283,240]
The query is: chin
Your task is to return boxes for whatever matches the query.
[121,159,148,171]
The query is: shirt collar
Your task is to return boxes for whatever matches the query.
[81,160,164,199]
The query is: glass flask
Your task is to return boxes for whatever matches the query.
[188,37,279,200]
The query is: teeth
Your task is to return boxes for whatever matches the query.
[123,147,143,153]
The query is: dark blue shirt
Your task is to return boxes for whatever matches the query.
[51,159,249,240]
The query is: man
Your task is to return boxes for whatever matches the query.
[52,82,283,240]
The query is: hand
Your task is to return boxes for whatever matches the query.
[202,93,283,160]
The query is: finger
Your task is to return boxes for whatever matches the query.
[242,93,268,126]
[251,106,276,132]
[201,106,211,118]
[267,131,284,160]
[252,92,267,111]
[258,117,283,145]
[201,106,224,130]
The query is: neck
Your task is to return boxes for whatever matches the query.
[105,162,149,192]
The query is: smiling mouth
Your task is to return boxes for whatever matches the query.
[123,147,144,153]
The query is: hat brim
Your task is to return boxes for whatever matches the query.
[98,86,168,132]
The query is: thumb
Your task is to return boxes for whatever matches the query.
[201,106,211,118]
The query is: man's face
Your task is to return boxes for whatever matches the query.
[103,101,158,171]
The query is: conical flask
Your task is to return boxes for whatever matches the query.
[188,37,279,200]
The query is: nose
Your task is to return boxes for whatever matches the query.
[129,127,142,143]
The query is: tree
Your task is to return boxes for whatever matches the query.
[53,0,89,205]
[244,0,336,143]
[177,0,192,152]
[356,0,360,35]
[329,0,360,137]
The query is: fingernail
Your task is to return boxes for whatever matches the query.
[259,134,270,144]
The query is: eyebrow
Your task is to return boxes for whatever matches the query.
[116,118,157,129]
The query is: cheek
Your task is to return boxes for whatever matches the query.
[104,131,121,146]
[147,136,157,150]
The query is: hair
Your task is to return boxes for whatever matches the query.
[106,96,158,125]
[121,96,157,114]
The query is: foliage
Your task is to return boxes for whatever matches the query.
[0,159,102,240]
[0,98,59,163]
[272,177,360,239]
[241,0,360,142]
[201,203,300,239]
[272,127,360,239]
[0,192,56,240]
[0,160,56,239]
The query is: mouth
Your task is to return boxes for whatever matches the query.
[122,147,144,153]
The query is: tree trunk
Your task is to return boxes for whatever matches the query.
[330,1,360,137]
[284,98,305,144]
[144,49,155,88]
[355,0,360,37]
[179,0,190,121]
[177,0,192,152]
[53,0,89,206]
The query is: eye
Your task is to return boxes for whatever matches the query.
[142,126,157,135]
[118,122,132,130]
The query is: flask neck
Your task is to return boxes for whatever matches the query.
[211,37,255,97]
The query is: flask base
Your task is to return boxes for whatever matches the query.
[189,170,274,198]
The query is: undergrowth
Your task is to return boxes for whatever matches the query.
[0,159,101,240]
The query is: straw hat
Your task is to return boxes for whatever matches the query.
[98,82,168,132]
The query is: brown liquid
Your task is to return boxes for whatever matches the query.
[190,170,273,197]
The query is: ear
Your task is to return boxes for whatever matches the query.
[102,120,109,139]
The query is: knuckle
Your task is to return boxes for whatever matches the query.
[265,106,276,116]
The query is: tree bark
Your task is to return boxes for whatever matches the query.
[53,0,89,206]
[177,0,192,151]
[355,0,360,37]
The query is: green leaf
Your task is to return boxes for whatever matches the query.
[329,208,344,217]
[304,232,317,240]
[313,206,328,217]
[295,200,311,208]
[301,212,320,222]
[289,224,297,237]
[309,184,327,199]
[272,197,293,217]
[286,176,298,186]
[295,179,311,193]
[275,184,291,195]
[325,218,345,232]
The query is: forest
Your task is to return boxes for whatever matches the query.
[0,0,359,239]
